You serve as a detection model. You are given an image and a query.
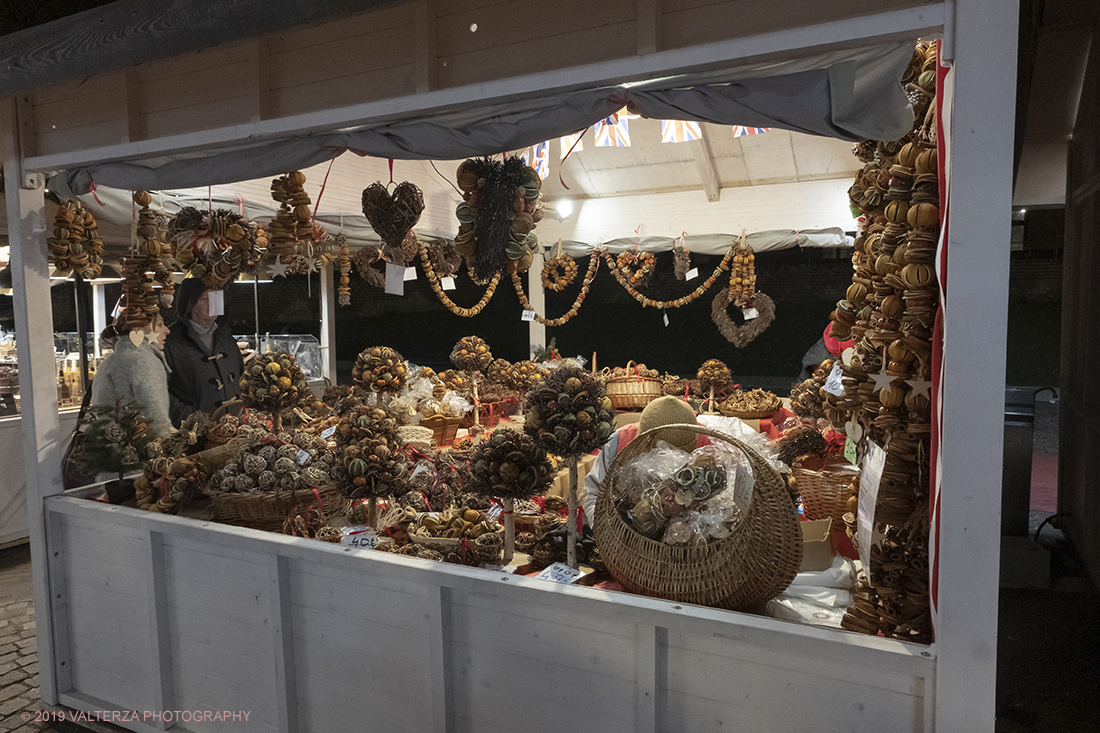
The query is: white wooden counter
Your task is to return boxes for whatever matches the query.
[44,494,934,733]
[0,409,79,547]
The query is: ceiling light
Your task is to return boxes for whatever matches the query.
[556,200,573,218]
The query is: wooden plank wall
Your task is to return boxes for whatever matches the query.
[45,496,934,733]
[24,0,937,159]
[0,412,80,547]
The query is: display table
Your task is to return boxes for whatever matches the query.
[0,409,80,548]
[44,493,934,733]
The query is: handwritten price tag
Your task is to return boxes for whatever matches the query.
[844,436,858,465]
[441,277,456,291]
[822,363,845,397]
[296,448,311,466]
[535,562,582,584]
[342,526,379,549]
[320,425,336,439]
[521,310,537,322]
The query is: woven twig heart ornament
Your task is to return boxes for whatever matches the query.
[361,181,425,258]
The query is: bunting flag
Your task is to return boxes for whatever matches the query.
[530,141,550,179]
[732,125,770,138]
[560,132,584,159]
[595,114,630,147]
[661,120,702,143]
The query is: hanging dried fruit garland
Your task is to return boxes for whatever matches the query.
[47,200,103,279]
[510,253,600,326]
[616,250,656,287]
[541,251,578,291]
[167,206,265,290]
[337,233,351,306]
[602,247,733,308]
[269,170,319,275]
[454,157,543,280]
[133,190,175,304]
[419,240,501,318]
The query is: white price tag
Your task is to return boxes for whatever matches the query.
[535,562,582,584]
[295,448,311,466]
[822,363,845,397]
[521,310,537,322]
[384,264,405,296]
[663,312,670,327]
[341,526,379,549]
[441,277,456,291]
[742,307,759,320]
[320,425,337,439]
[410,464,433,481]
[685,267,699,281]
[403,266,417,281]
[207,289,225,316]
[857,441,886,576]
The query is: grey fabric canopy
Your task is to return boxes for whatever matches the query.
[51,41,916,195]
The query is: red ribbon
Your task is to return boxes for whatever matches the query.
[558,126,591,191]
[88,179,105,206]
[312,488,323,514]
[311,155,337,241]
[388,159,394,185]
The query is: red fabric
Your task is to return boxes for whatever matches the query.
[822,322,854,355]
[759,407,796,440]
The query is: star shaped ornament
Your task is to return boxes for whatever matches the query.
[869,368,898,393]
[308,257,319,274]
[906,378,932,399]
[269,260,288,278]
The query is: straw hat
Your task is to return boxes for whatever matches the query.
[638,396,698,452]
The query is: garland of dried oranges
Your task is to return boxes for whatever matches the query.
[541,253,579,291]
[419,241,500,317]
[511,253,600,326]
[616,250,656,286]
[603,248,733,308]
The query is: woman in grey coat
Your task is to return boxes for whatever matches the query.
[91,310,173,439]
[163,278,244,427]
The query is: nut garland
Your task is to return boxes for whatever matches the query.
[47,200,103,279]
[419,241,501,317]
[352,346,409,394]
[469,428,555,500]
[167,206,263,290]
[541,253,579,291]
[510,252,600,326]
[523,365,614,457]
[603,248,732,309]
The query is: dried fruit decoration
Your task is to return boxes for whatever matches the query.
[503,360,547,392]
[334,404,409,500]
[523,365,614,457]
[238,352,310,431]
[352,346,408,394]
[469,428,554,499]
[449,335,493,373]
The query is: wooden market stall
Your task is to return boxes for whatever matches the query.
[2,0,1016,730]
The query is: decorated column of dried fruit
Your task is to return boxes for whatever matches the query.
[469,428,554,562]
[523,365,614,568]
[238,352,311,433]
[696,359,731,414]
[453,157,543,280]
[268,171,320,275]
[352,345,408,416]
[47,200,103,279]
[833,42,939,644]
[450,336,493,428]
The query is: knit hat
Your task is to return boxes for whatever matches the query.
[174,277,207,323]
[638,395,698,451]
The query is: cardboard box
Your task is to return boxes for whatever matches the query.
[799,517,836,572]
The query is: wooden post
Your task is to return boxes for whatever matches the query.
[528,250,546,359]
[502,497,514,563]
[319,262,337,385]
[472,375,480,428]
[272,412,283,434]
[567,455,578,569]
[3,98,61,704]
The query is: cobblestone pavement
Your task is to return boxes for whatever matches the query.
[0,544,116,733]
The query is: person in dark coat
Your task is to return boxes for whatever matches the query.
[163,278,244,426]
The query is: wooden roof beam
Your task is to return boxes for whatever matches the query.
[690,127,721,202]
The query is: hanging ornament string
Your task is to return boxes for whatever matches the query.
[513,251,600,326]
[603,247,733,308]
[419,241,501,317]
[310,155,337,241]
[88,178,105,206]
[388,159,394,186]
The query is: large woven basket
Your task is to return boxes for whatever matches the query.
[212,483,344,532]
[604,363,662,411]
[792,460,858,525]
[595,424,802,610]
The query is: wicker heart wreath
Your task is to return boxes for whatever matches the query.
[711,290,776,348]
[361,181,425,259]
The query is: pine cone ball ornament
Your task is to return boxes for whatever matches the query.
[696,359,732,391]
[450,336,493,372]
[469,428,554,500]
[522,365,614,457]
[238,352,310,413]
[352,346,408,394]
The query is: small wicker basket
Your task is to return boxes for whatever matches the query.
[595,424,802,611]
[604,362,662,411]
[791,460,858,525]
[212,483,344,533]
